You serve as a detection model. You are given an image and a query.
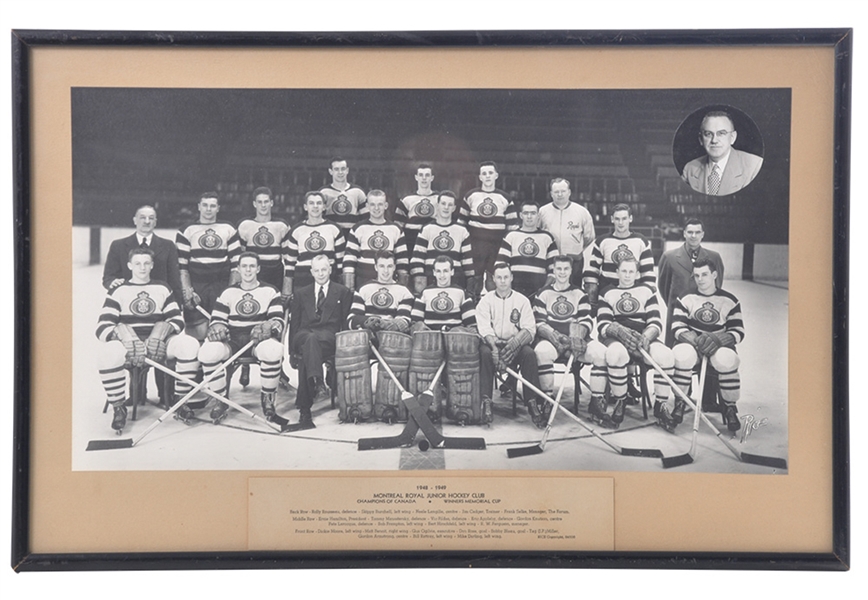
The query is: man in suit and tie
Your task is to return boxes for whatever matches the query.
[102,205,182,300]
[288,253,354,427]
[681,110,763,196]
[657,218,725,346]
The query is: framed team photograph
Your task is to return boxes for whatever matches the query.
[12,29,850,570]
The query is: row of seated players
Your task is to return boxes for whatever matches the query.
[97,240,744,436]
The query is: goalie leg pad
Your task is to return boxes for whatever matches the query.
[409,330,444,420]
[374,331,413,423]
[443,331,482,425]
[334,331,374,422]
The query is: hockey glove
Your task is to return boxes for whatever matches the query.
[145,321,174,363]
[695,332,721,356]
[250,322,272,343]
[608,322,642,352]
[114,322,146,368]
[363,316,382,331]
[207,322,230,342]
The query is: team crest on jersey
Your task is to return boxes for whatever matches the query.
[478,197,497,218]
[414,199,434,217]
[367,230,390,251]
[199,228,222,250]
[304,231,327,252]
[552,295,574,318]
[129,291,156,316]
[610,244,635,265]
[695,301,721,325]
[331,194,352,215]
[615,292,640,315]
[433,231,455,251]
[253,226,274,247]
[509,308,521,325]
[431,291,455,313]
[518,237,540,257]
[236,293,261,316]
[372,287,394,309]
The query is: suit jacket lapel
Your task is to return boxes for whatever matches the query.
[675,244,694,274]
[320,284,338,323]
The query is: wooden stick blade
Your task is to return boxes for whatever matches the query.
[620,447,664,458]
[507,444,543,458]
[440,437,486,450]
[740,452,788,470]
[358,433,415,450]
[86,438,133,451]
[661,452,694,468]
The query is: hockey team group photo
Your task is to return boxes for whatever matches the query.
[70,87,790,473]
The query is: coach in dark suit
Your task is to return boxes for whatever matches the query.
[102,205,182,300]
[681,110,763,196]
[289,254,353,426]
[657,218,725,346]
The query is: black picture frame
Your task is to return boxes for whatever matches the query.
[11,28,850,572]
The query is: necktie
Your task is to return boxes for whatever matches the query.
[707,164,721,196]
[317,286,325,315]
[140,237,148,248]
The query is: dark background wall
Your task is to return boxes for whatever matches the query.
[72,87,790,245]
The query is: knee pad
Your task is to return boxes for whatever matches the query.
[649,342,675,370]
[534,340,557,365]
[711,347,740,372]
[254,338,283,363]
[584,340,607,367]
[168,333,201,361]
[98,340,127,370]
[197,340,230,364]
[605,341,629,367]
[672,343,698,370]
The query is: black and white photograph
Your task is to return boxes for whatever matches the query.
[71,87,790,473]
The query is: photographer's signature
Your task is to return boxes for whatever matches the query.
[739,414,769,444]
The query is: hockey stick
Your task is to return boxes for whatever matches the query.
[661,356,707,468]
[369,343,486,450]
[145,358,292,434]
[358,361,446,451]
[503,366,662,458]
[640,348,788,470]
[86,341,255,451]
[507,354,574,458]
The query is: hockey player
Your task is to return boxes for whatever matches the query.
[237,186,289,289]
[533,255,607,418]
[95,247,201,432]
[496,200,558,298]
[348,250,414,336]
[393,163,438,252]
[595,257,676,430]
[539,178,596,287]
[670,258,745,432]
[410,255,476,332]
[175,192,242,339]
[411,191,476,295]
[476,263,545,427]
[281,191,346,301]
[198,252,286,424]
[318,157,367,235]
[583,203,655,306]
[460,161,518,294]
[343,189,410,290]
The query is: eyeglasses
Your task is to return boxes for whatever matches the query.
[700,129,732,140]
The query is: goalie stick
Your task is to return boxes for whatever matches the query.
[507,354,574,458]
[640,348,788,470]
[358,361,445,450]
[502,365,662,458]
[661,356,707,468]
[86,341,255,451]
[367,343,486,451]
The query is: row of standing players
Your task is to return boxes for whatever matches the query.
[97,159,741,435]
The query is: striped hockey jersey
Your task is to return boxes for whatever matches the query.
[318,184,367,233]
[237,218,289,272]
[210,282,284,336]
[533,283,593,337]
[411,221,475,280]
[282,220,346,280]
[344,220,410,285]
[497,229,558,297]
[460,188,518,233]
[96,280,184,342]
[176,222,242,280]
[348,282,414,328]
[394,191,438,234]
[596,283,663,338]
[583,232,656,290]
[411,285,476,330]
[671,288,745,344]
